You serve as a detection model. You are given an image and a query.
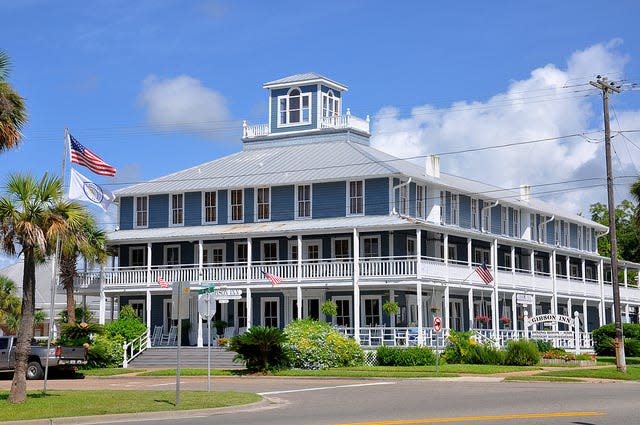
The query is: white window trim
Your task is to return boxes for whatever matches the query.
[360,235,381,257]
[261,297,280,327]
[322,90,341,118]
[235,299,248,329]
[512,208,520,237]
[302,239,321,260]
[276,88,312,128]
[501,206,508,235]
[399,182,408,215]
[451,194,459,226]
[162,298,172,332]
[164,244,181,266]
[234,241,248,263]
[407,236,417,256]
[471,198,478,230]
[332,296,352,327]
[228,189,244,223]
[255,187,271,222]
[202,191,218,225]
[128,298,146,324]
[332,237,351,259]
[133,196,148,229]
[261,240,279,262]
[361,295,382,326]
[169,193,184,227]
[347,180,365,216]
[129,246,146,268]
[564,222,570,247]
[295,184,312,219]
[416,185,425,219]
[473,248,490,265]
[201,243,226,265]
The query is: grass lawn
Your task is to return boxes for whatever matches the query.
[536,365,640,381]
[139,368,236,377]
[80,368,146,376]
[0,390,261,421]
[596,356,640,365]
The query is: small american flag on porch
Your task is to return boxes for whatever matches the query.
[262,271,283,285]
[475,263,494,285]
[157,276,170,288]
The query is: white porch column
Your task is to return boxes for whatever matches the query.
[444,285,450,330]
[246,288,252,330]
[443,234,449,265]
[198,240,203,285]
[511,292,517,332]
[467,238,472,268]
[416,228,422,277]
[389,289,396,327]
[491,239,499,338]
[247,238,253,284]
[530,250,535,276]
[566,256,570,281]
[581,258,586,284]
[353,228,360,344]
[296,285,302,320]
[510,246,516,274]
[468,288,474,331]
[624,265,628,287]
[146,242,152,285]
[98,264,106,325]
[297,235,302,282]
[625,304,630,323]
[567,298,572,318]
[583,299,588,332]
[531,294,537,328]
[598,259,605,326]
[145,289,151,331]
[551,249,558,331]
[417,281,423,345]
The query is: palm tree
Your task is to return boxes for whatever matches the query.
[0,275,21,333]
[630,178,640,226]
[0,173,85,404]
[0,50,27,152]
[59,214,108,324]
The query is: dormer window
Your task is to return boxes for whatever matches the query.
[322,90,340,117]
[278,88,311,126]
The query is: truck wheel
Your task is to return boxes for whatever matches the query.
[26,361,44,380]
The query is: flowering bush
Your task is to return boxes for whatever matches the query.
[475,315,490,323]
[284,318,364,369]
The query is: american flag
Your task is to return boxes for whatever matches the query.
[262,271,283,285]
[475,263,494,285]
[68,133,116,177]
[157,276,170,288]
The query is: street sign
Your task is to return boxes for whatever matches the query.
[211,287,242,300]
[171,281,190,320]
[516,294,534,305]
[198,293,217,320]
[433,316,442,332]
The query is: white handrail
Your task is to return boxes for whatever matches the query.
[122,330,150,368]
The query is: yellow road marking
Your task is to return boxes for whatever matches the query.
[335,411,606,425]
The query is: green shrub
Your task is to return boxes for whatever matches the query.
[533,339,553,352]
[320,300,338,317]
[284,318,364,369]
[104,311,147,342]
[376,346,436,366]
[228,326,290,372]
[504,339,540,366]
[592,323,640,356]
[624,337,640,357]
[85,334,124,368]
[465,344,505,365]
[443,330,475,364]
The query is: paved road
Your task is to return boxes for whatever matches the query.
[4,374,640,425]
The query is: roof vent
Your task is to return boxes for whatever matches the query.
[425,155,440,178]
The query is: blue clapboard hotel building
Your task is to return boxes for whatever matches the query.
[75,73,640,350]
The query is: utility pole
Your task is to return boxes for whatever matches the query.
[590,75,626,372]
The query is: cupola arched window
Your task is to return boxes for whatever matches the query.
[322,90,340,118]
[278,88,311,126]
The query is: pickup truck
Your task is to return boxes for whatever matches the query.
[0,336,88,379]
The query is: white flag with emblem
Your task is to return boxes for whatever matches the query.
[69,168,115,212]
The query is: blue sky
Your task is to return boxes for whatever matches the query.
[1,0,640,268]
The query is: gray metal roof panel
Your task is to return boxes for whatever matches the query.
[263,73,348,91]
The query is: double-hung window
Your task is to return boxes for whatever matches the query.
[230,189,243,222]
[333,238,350,259]
[471,199,478,230]
[171,194,183,226]
[278,88,311,126]
[296,184,311,219]
[451,194,459,225]
[164,245,180,266]
[482,202,491,232]
[399,182,408,215]
[416,185,425,219]
[564,222,570,247]
[262,241,278,262]
[134,196,148,228]
[362,236,380,258]
[256,187,270,221]
[203,191,217,224]
[501,206,508,235]
[348,180,364,215]
[130,246,146,268]
[512,208,520,237]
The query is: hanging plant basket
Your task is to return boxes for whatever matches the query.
[382,300,400,316]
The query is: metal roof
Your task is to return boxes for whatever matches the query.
[263,73,348,91]
[107,215,412,244]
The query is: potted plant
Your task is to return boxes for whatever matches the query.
[214,319,228,336]
[499,316,512,327]
[430,306,441,314]
[321,299,338,318]
[475,315,490,328]
[382,300,399,316]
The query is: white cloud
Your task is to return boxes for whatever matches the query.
[371,41,637,216]
[138,75,234,138]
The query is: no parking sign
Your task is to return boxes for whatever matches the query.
[433,316,442,332]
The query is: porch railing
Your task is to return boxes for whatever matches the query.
[122,330,149,368]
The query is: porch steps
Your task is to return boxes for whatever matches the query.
[128,347,244,370]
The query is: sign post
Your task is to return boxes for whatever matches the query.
[433,316,442,375]
[198,284,216,392]
[172,281,191,406]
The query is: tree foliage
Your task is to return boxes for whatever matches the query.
[0,50,27,152]
[590,200,640,264]
[227,326,290,372]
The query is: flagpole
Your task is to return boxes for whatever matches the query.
[44,129,69,393]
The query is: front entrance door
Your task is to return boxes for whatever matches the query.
[450,299,463,331]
